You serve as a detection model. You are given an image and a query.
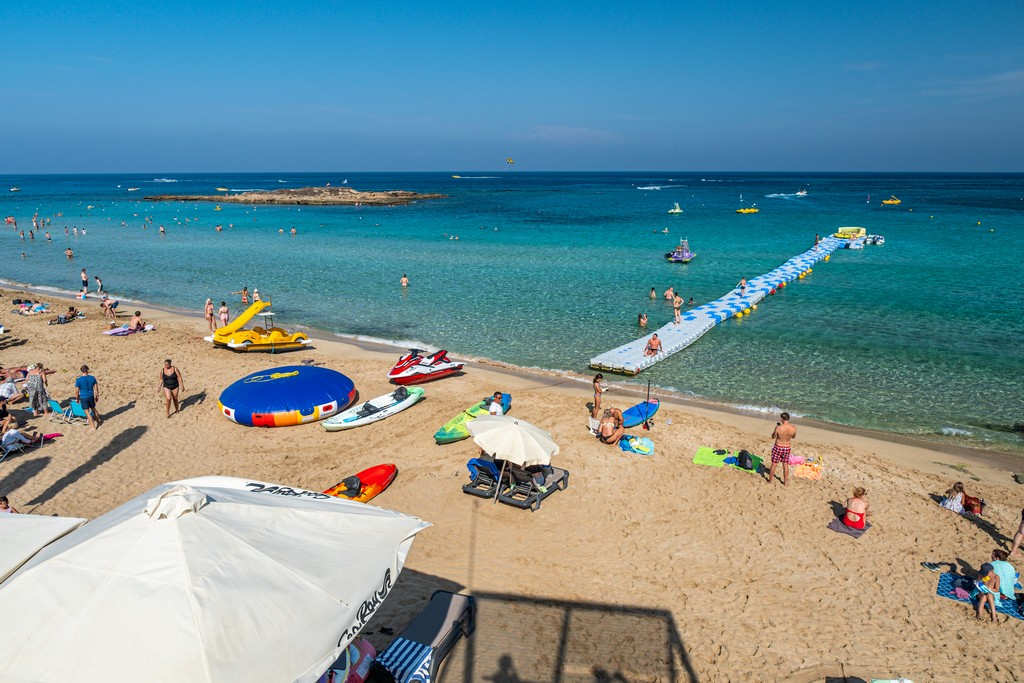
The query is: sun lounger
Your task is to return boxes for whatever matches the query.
[497,463,569,511]
[373,590,476,683]
[462,458,502,499]
[587,416,600,435]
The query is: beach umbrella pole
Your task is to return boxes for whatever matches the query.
[493,459,506,504]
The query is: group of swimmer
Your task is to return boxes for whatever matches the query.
[638,286,696,329]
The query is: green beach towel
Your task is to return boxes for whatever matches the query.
[692,447,764,474]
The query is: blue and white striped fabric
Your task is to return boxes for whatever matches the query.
[377,637,434,682]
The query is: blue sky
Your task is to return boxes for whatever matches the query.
[2,0,1022,172]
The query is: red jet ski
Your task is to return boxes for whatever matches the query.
[387,348,465,385]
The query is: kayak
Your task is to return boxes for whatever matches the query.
[434,393,512,444]
[621,398,660,428]
[321,386,424,431]
[323,463,398,503]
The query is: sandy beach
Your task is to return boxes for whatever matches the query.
[2,286,1022,681]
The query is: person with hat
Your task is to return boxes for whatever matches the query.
[253,288,261,302]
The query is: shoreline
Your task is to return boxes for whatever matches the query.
[5,281,1022,479]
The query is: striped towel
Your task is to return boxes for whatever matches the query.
[376,637,433,682]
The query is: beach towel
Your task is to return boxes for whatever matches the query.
[934,573,1024,621]
[619,435,654,456]
[693,447,764,474]
[793,462,823,480]
[827,516,871,539]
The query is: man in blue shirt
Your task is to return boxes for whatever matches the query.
[74,364,101,430]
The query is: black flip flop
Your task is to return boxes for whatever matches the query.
[921,562,941,572]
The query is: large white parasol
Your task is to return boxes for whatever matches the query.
[0,477,429,683]
[467,415,560,467]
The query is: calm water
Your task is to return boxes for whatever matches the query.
[2,172,1023,454]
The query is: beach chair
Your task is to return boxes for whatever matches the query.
[497,464,570,512]
[587,416,600,435]
[68,400,90,425]
[48,399,73,424]
[462,458,502,499]
[373,590,476,683]
[1,434,36,463]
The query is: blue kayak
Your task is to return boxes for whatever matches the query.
[621,399,660,428]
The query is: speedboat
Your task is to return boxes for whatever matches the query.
[387,349,465,385]
[665,238,696,263]
[795,189,808,196]
[127,187,140,192]
[667,202,683,214]
[9,187,20,192]
[867,234,886,245]
[881,195,901,205]
[215,187,229,192]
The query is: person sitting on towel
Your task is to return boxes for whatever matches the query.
[128,311,147,332]
[598,409,623,445]
[841,487,871,530]
[989,549,1018,603]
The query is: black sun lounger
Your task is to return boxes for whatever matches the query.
[497,464,569,511]
[461,458,502,499]
[372,590,476,683]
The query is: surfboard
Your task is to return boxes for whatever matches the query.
[434,393,512,444]
[323,463,398,503]
[621,398,660,428]
[321,386,424,431]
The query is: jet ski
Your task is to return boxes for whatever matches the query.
[387,348,465,385]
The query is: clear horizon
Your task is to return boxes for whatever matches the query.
[3,1,1022,173]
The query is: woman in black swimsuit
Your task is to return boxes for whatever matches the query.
[157,359,185,417]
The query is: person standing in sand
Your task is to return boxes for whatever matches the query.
[767,412,796,486]
[157,359,185,418]
[74,365,101,430]
[204,299,215,332]
[592,373,607,418]
[1008,508,1024,558]
[218,301,229,327]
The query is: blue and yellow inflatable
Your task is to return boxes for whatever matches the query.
[218,365,356,427]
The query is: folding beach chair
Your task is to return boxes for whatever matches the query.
[587,416,600,435]
[48,399,73,424]
[68,400,90,425]
[373,590,476,683]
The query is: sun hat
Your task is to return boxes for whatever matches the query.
[27,364,37,370]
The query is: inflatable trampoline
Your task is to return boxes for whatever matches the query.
[218,365,356,427]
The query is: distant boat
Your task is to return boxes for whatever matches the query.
[795,189,808,197]
[9,187,20,192]
[215,187,229,192]
[127,187,140,192]
[881,195,901,205]
[736,195,759,214]
[214,205,222,211]
[451,175,462,179]
[668,202,683,214]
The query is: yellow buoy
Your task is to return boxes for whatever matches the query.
[825,255,830,261]
[744,308,751,315]
[751,304,758,311]
[978,221,981,225]
[735,311,743,319]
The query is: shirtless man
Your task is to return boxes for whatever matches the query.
[664,286,674,301]
[643,333,662,357]
[767,412,797,486]
[128,311,147,331]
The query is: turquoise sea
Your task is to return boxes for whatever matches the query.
[2,172,1022,455]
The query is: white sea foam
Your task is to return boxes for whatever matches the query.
[729,403,805,419]
[940,426,973,437]
[636,185,662,190]
[150,178,178,183]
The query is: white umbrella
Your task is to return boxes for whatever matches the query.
[0,477,429,683]
[0,514,86,583]
[467,415,560,467]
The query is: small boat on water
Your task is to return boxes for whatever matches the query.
[667,202,683,214]
[214,205,222,211]
[215,187,229,192]
[736,195,759,214]
[9,187,20,192]
[881,195,901,205]
[665,238,696,263]
[127,187,140,192]
[795,189,808,197]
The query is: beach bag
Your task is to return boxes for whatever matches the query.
[737,449,754,470]
[963,495,983,515]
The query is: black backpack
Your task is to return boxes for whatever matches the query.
[737,449,754,470]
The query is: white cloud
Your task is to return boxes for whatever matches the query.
[919,70,1024,101]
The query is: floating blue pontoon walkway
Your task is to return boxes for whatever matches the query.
[589,236,847,375]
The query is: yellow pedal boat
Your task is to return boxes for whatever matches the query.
[881,195,901,205]
[205,301,313,353]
